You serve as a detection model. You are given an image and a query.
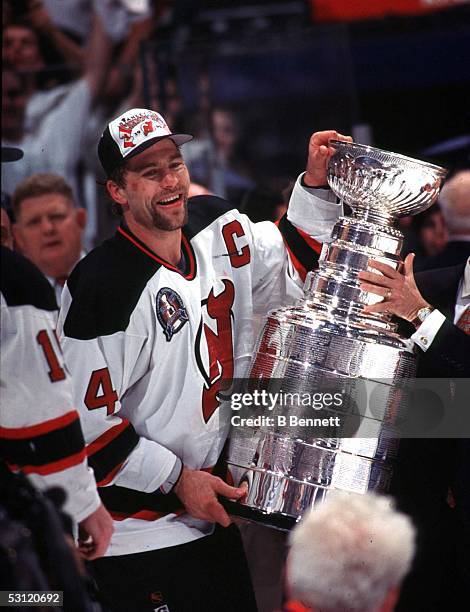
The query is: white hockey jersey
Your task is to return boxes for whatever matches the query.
[0,247,100,524]
[59,180,340,555]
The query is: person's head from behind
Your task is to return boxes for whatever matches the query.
[12,173,86,278]
[98,108,193,237]
[439,170,470,238]
[287,492,416,612]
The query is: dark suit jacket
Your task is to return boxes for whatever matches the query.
[393,263,470,609]
[414,262,470,377]
[422,240,470,270]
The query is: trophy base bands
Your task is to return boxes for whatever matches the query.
[0,592,63,607]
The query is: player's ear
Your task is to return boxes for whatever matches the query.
[106,180,128,206]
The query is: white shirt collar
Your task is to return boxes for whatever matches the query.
[462,258,470,298]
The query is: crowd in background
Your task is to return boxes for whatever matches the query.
[2,0,469,255]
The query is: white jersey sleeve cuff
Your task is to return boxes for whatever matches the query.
[287,173,342,242]
[109,437,181,494]
[411,309,446,352]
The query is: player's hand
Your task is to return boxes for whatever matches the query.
[174,467,247,527]
[358,253,430,321]
[78,503,114,560]
[304,130,353,187]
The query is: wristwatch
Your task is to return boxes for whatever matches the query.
[411,306,434,329]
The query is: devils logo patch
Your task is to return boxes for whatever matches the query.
[156,287,189,341]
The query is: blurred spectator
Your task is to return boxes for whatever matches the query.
[11,173,87,303]
[240,185,284,223]
[1,7,114,199]
[184,105,255,206]
[423,170,470,269]
[285,492,416,612]
[3,20,45,74]
[405,204,448,271]
[413,205,448,257]
[1,207,14,250]
[3,1,86,73]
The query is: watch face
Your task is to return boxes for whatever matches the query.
[418,307,431,322]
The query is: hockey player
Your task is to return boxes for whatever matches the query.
[0,245,114,560]
[58,107,351,611]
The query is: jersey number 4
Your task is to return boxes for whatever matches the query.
[85,368,118,416]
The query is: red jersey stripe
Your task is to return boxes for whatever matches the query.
[96,461,125,487]
[0,410,79,440]
[117,227,196,280]
[87,419,130,456]
[109,508,185,521]
[10,448,87,475]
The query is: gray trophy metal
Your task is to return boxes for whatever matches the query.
[224,140,447,530]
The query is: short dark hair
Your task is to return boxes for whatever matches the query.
[105,164,127,217]
[12,173,74,218]
[108,164,126,188]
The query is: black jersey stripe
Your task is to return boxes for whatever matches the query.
[1,246,57,310]
[64,230,163,339]
[98,484,184,517]
[86,422,139,484]
[277,214,322,274]
[0,417,85,469]
[98,458,229,519]
[185,195,234,240]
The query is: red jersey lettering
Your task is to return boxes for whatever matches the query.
[222,221,251,268]
[200,280,235,422]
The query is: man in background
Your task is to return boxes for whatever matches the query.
[423,170,470,269]
[359,254,470,607]
[12,173,86,302]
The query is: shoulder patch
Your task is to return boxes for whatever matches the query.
[63,233,162,339]
[156,287,189,341]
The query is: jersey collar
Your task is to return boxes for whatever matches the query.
[117,223,196,280]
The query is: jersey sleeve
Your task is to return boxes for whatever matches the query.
[240,175,341,315]
[58,285,182,498]
[287,174,342,243]
[0,295,100,524]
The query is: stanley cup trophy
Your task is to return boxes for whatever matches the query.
[224,140,447,530]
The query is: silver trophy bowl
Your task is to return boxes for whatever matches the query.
[224,140,447,530]
[327,139,446,222]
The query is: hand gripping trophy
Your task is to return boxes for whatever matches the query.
[225,140,447,530]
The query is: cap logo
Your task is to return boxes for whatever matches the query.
[111,109,171,157]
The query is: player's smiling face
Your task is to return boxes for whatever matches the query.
[117,139,190,234]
